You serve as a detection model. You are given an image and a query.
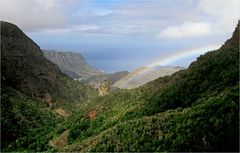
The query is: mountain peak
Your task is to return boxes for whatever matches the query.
[1,21,43,56]
[221,20,239,49]
[1,21,87,100]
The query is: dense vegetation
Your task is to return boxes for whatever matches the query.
[61,39,239,151]
[1,21,239,152]
[0,21,97,152]
[1,86,63,151]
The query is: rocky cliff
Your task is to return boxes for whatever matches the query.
[43,50,102,79]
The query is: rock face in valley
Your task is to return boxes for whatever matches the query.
[43,50,102,79]
[98,80,110,96]
[113,66,184,89]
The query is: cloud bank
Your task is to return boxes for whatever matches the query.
[158,22,211,39]
[1,0,239,38]
[0,0,68,31]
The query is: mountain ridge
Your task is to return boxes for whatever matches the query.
[113,65,184,89]
[1,21,66,99]
[43,49,129,87]
[43,49,103,79]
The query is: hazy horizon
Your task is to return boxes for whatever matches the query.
[1,0,239,72]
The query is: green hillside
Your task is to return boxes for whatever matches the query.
[1,20,239,152]
[1,21,97,151]
[60,21,239,152]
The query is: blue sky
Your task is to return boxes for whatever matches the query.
[1,0,239,72]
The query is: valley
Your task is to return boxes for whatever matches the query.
[1,20,239,152]
[43,50,183,89]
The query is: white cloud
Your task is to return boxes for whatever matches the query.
[198,0,240,32]
[2,0,238,39]
[158,22,211,39]
[0,0,68,31]
[41,24,99,34]
[93,9,113,16]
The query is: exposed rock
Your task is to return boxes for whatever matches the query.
[98,80,110,96]
[87,111,97,120]
[42,93,52,107]
[54,108,69,117]
[49,130,69,148]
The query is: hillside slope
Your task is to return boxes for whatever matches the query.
[1,21,94,101]
[113,66,184,89]
[60,21,239,152]
[1,21,97,152]
[43,50,102,79]
[83,71,129,88]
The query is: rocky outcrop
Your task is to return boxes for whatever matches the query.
[49,130,69,148]
[98,80,110,96]
[54,108,69,117]
[87,111,97,120]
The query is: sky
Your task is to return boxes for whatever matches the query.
[1,0,240,72]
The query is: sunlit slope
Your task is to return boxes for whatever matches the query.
[113,66,184,89]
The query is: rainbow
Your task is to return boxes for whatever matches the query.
[148,44,221,67]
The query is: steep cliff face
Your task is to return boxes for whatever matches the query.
[43,50,102,79]
[1,21,64,99]
[1,21,92,101]
[221,20,239,49]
